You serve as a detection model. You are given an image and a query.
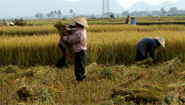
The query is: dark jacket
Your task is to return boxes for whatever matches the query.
[136,37,158,59]
[125,18,129,24]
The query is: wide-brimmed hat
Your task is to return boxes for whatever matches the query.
[131,16,135,19]
[155,37,165,48]
[72,15,89,28]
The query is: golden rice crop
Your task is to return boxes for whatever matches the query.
[0,24,185,36]
[1,27,185,67]
[0,25,57,36]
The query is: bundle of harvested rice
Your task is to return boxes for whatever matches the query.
[86,62,97,70]
[158,57,182,74]
[54,21,74,63]
[3,65,20,73]
[14,18,28,26]
[101,96,125,105]
[111,88,165,104]
[120,72,146,87]
[99,68,114,79]
[131,57,153,68]
[141,84,164,92]
[85,62,98,75]
[38,88,55,105]
[167,83,185,90]
[135,57,153,65]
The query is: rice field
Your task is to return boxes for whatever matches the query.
[1,24,185,36]
[1,25,185,67]
[1,16,185,104]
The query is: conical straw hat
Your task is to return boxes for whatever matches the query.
[72,15,89,28]
[155,37,165,48]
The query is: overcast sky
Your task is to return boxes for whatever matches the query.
[67,0,179,9]
[0,0,180,18]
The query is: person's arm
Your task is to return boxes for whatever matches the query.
[63,33,81,44]
[59,30,64,38]
[59,25,73,38]
[63,25,73,34]
[149,45,155,60]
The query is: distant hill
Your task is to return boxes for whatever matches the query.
[64,0,125,14]
[128,0,185,12]
[1,0,185,19]
[127,2,153,12]
[0,0,125,18]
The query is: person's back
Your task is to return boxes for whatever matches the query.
[136,37,165,61]
[131,19,136,25]
[131,17,136,25]
[136,37,157,53]
[125,15,130,24]
[136,37,158,61]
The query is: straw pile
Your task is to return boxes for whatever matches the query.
[111,88,165,104]
[99,68,114,79]
[14,18,28,26]
[3,65,20,73]
[157,57,182,74]
[54,21,75,63]
[120,72,146,87]
[131,57,153,68]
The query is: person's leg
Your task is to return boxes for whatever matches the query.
[136,50,146,61]
[144,52,148,60]
[59,44,68,67]
[55,44,67,68]
[74,50,87,81]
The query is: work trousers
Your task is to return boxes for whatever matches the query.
[55,44,67,68]
[74,50,87,81]
[136,50,148,61]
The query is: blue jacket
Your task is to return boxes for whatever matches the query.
[136,37,158,59]
[131,19,136,25]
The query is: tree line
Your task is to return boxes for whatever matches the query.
[122,7,185,17]
[35,9,74,19]
[34,7,185,19]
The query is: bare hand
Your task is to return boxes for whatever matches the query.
[59,30,64,38]
[63,25,66,30]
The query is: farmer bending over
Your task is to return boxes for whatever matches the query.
[136,37,165,61]
[59,15,88,84]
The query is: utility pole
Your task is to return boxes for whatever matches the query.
[98,9,99,18]
[102,0,110,18]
